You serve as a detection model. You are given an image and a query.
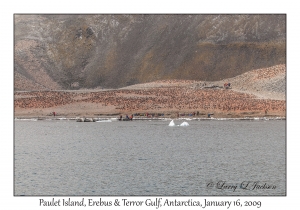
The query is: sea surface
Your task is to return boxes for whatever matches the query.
[14,118,286,196]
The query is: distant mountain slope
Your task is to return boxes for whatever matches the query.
[14,14,286,90]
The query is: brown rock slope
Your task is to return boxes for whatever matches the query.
[14,14,285,90]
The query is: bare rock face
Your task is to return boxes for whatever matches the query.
[14,14,286,90]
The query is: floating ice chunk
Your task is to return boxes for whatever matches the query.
[169,120,175,126]
[96,120,112,122]
[180,122,189,126]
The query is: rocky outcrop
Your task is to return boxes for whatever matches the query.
[14,14,286,90]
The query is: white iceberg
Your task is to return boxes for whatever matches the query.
[96,119,112,122]
[168,120,176,126]
[180,122,189,126]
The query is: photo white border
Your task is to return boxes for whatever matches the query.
[3,0,297,209]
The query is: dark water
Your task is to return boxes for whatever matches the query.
[14,119,286,196]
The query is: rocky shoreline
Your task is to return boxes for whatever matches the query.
[14,116,286,122]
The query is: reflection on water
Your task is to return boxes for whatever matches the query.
[14,119,285,196]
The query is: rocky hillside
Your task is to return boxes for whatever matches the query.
[14,14,286,90]
[123,64,286,100]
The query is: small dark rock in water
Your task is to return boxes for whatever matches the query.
[84,118,93,122]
